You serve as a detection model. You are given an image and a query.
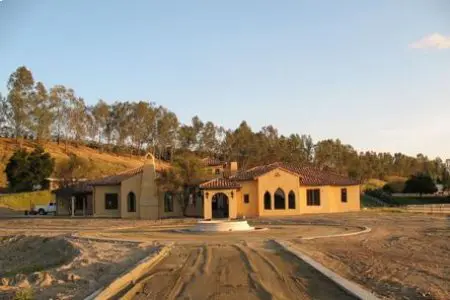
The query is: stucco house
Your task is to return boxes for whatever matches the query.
[54,158,201,219]
[199,162,360,219]
[54,158,360,219]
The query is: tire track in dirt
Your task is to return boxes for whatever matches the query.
[170,246,206,299]
[244,242,311,298]
[134,243,357,300]
[201,244,212,275]
[231,244,275,299]
[234,243,310,300]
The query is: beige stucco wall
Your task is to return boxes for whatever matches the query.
[206,165,225,176]
[120,174,142,219]
[184,192,204,217]
[256,168,301,217]
[93,185,121,217]
[298,186,331,214]
[158,191,184,218]
[236,181,259,218]
[327,185,360,212]
[297,185,361,214]
[203,189,237,220]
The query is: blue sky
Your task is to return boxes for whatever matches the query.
[1,0,449,158]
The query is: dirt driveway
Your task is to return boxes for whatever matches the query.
[132,241,355,300]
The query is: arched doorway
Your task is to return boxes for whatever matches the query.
[211,192,229,218]
[127,192,136,212]
[274,188,286,209]
[264,191,271,210]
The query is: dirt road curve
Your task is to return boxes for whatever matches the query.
[132,241,355,300]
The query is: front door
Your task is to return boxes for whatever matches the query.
[211,193,229,218]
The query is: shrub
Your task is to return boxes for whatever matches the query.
[365,188,400,206]
[14,288,34,300]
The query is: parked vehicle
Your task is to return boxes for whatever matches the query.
[30,203,56,215]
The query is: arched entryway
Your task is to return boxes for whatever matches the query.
[274,188,286,209]
[127,192,136,212]
[211,192,229,218]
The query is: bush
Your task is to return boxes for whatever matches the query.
[14,288,33,300]
[382,180,406,194]
[365,188,400,206]
[403,173,437,195]
[5,146,54,192]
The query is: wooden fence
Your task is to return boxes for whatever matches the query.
[405,204,450,214]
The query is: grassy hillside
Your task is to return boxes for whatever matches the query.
[0,138,169,188]
[0,191,52,210]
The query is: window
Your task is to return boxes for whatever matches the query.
[264,191,271,209]
[215,168,221,175]
[105,193,118,210]
[341,188,347,203]
[127,192,136,212]
[306,189,320,206]
[164,192,173,212]
[274,188,286,209]
[288,191,296,209]
[244,194,250,204]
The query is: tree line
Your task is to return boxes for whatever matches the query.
[1,66,448,183]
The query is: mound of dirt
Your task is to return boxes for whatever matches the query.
[0,235,78,277]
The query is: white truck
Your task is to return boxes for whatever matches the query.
[30,202,57,215]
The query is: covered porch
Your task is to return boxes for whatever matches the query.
[53,182,94,217]
[199,178,241,220]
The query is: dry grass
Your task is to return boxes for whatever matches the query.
[0,138,170,188]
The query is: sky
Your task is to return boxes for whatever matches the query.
[0,0,449,158]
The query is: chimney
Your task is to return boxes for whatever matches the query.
[224,161,238,177]
[138,153,159,220]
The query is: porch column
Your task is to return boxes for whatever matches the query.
[228,189,237,219]
[203,192,212,220]
[71,196,75,217]
[82,197,86,216]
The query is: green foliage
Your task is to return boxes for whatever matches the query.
[0,191,52,210]
[390,196,450,205]
[365,188,399,206]
[2,64,449,187]
[5,146,54,192]
[14,288,34,300]
[156,154,209,214]
[382,180,405,194]
[360,194,386,208]
[55,153,91,182]
[403,173,437,195]
[6,66,35,140]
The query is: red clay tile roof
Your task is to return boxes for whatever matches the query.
[53,181,94,195]
[90,166,144,186]
[199,178,241,190]
[230,162,359,186]
[202,157,225,166]
[230,164,278,181]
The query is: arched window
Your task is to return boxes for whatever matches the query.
[164,192,174,212]
[127,192,136,212]
[288,191,296,209]
[264,191,271,210]
[274,188,286,209]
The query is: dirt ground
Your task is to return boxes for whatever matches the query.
[0,235,160,300]
[131,241,354,300]
[0,211,448,300]
[286,212,450,300]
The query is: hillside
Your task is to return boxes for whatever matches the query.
[0,138,169,189]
